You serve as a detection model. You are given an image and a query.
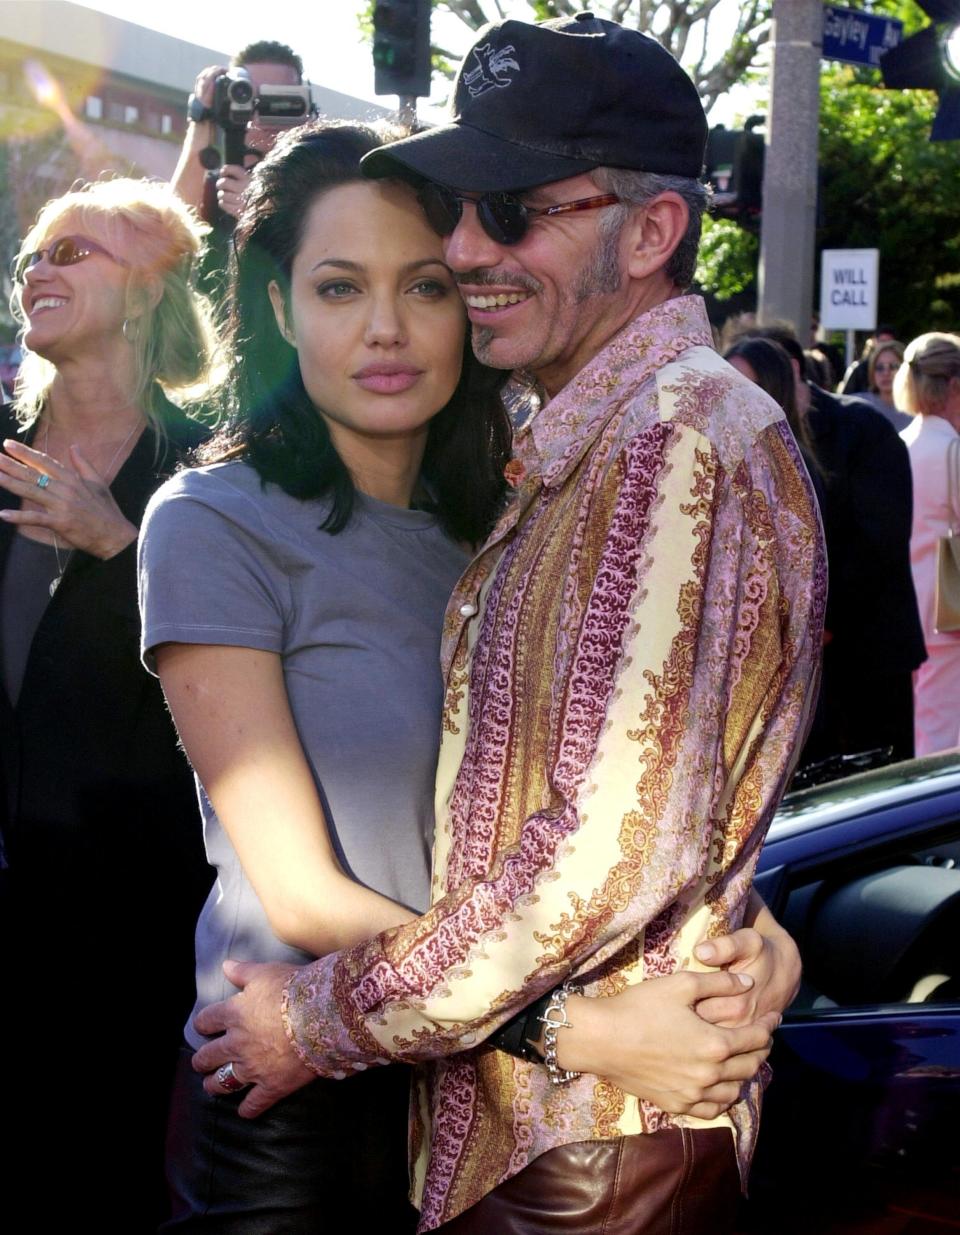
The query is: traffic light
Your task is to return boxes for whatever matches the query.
[704,120,765,226]
[373,0,432,99]
[881,0,960,140]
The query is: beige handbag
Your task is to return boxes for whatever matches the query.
[934,436,960,633]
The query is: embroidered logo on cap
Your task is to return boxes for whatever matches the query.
[463,43,519,96]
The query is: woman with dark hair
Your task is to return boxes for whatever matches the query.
[140,120,509,1231]
[724,336,808,453]
[723,335,822,489]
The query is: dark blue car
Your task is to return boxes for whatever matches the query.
[742,752,960,1233]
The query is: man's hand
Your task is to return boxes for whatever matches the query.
[192,64,228,113]
[216,164,252,220]
[191,960,315,1118]
[693,905,802,1028]
[560,971,778,1121]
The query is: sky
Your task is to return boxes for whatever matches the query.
[71,0,760,127]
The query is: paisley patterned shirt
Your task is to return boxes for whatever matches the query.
[283,295,826,1230]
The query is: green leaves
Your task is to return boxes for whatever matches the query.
[818,61,960,331]
[695,216,759,302]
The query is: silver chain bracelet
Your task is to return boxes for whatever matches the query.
[537,980,583,1085]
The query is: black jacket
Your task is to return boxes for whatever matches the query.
[807,385,925,672]
[0,394,214,1227]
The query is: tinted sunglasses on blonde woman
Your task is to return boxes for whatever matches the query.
[12,234,129,283]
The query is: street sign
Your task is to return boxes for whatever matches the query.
[822,5,903,67]
[820,248,880,331]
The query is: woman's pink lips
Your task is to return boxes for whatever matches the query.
[352,366,423,395]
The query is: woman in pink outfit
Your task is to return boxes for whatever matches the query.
[897,333,960,755]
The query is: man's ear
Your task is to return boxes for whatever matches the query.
[623,193,689,282]
[268,279,296,347]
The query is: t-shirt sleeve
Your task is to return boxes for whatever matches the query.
[138,469,288,674]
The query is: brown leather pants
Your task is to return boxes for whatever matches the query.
[434,1127,740,1235]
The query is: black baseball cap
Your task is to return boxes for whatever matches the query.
[361,12,708,191]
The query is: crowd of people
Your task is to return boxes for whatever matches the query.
[714,320,960,771]
[0,14,956,1235]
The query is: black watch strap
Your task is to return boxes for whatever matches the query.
[188,93,213,124]
[489,987,556,1063]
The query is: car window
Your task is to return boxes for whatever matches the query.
[782,826,960,1013]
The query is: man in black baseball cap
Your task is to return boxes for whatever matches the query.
[190,15,822,1235]
[316,15,819,1231]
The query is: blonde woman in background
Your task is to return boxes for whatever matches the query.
[897,333,960,756]
[0,178,218,1232]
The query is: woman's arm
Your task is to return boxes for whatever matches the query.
[156,641,415,955]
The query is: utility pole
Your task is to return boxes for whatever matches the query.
[758,0,822,341]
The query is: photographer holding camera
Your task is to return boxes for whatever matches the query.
[172,41,310,291]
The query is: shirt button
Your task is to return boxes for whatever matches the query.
[459,602,478,618]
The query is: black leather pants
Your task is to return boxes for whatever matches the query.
[162,1045,418,1233]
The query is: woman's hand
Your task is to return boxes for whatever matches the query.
[557,971,778,1121]
[0,438,138,559]
[693,893,802,1028]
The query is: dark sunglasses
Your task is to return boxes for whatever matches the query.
[417,182,621,246]
[13,235,129,283]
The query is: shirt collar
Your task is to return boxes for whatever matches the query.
[513,295,714,489]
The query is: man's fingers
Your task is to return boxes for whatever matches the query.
[193,997,234,1040]
[237,1084,283,1119]
[694,927,764,969]
[191,1032,235,1076]
[200,1057,251,1097]
[222,958,260,989]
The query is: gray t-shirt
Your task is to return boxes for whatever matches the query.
[139,461,468,1047]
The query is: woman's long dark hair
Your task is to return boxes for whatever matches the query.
[199,120,511,544]
[723,335,818,469]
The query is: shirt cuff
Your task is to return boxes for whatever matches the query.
[281,953,393,1078]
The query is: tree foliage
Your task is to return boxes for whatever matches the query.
[695,215,758,302]
[365,1,773,114]
[818,62,960,333]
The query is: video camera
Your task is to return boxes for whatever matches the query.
[209,68,313,165]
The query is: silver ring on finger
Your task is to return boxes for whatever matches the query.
[36,473,51,489]
[215,1061,247,1093]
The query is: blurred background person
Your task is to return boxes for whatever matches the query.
[897,333,960,756]
[723,335,821,483]
[839,323,898,395]
[861,339,911,431]
[0,177,217,1230]
[732,324,925,773]
[171,40,309,297]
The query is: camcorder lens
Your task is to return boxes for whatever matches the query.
[229,78,254,104]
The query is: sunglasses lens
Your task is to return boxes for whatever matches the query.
[50,237,84,267]
[419,184,461,237]
[480,195,529,245]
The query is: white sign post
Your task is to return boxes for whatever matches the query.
[820,248,880,366]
